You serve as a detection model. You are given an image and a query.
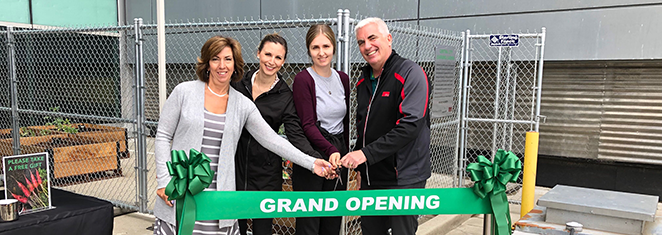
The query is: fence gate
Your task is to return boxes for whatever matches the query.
[1,25,141,211]
[459,30,546,201]
[1,9,546,235]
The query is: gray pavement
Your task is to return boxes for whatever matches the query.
[113,211,154,235]
[416,186,550,235]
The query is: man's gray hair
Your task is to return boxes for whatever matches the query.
[354,17,390,37]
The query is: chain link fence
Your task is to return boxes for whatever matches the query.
[460,31,545,203]
[1,29,12,157]
[0,10,544,235]
[1,24,140,211]
[137,16,340,234]
[341,16,466,235]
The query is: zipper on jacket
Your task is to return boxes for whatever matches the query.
[362,74,381,186]
[244,138,251,190]
[241,80,273,190]
[242,83,252,190]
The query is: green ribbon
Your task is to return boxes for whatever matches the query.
[467,149,522,235]
[164,149,214,235]
[194,188,492,220]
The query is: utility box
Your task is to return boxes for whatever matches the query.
[538,185,659,234]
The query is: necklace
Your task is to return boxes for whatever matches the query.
[252,71,278,94]
[254,82,267,93]
[312,67,334,95]
[207,85,228,98]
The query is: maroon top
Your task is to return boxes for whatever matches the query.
[292,69,351,157]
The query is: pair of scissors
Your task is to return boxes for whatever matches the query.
[333,167,344,191]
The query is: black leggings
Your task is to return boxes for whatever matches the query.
[292,131,348,235]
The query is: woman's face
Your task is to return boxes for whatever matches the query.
[257,42,286,78]
[208,47,234,86]
[309,34,334,68]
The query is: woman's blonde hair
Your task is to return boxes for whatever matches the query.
[305,24,336,57]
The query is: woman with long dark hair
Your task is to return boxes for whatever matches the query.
[232,33,331,235]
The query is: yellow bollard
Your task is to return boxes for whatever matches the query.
[520,131,539,219]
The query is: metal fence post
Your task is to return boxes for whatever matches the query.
[336,9,343,72]
[455,31,466,187]
[535,27,546,132]
[339,10,350,235]
[458,29,471,188]
[134,18,148,213]
[342,9,350,75]
[7,27,20,156]
[491,47,503,158]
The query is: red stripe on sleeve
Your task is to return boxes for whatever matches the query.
[422,68,429,117]
[356,78,365,87]
[395,73,406,123]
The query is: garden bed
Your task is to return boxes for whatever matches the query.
[0,123,128,180]
[32,137,121,179]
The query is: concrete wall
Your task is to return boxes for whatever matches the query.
[125,0,662,61]
[0,0,117,27]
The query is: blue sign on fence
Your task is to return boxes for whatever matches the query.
[489,34,519,47]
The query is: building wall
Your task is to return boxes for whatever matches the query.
[124,1,662,166]
[125,0,662,61]
[0,0,117,27]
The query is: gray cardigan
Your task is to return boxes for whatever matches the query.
[154,80,316,226]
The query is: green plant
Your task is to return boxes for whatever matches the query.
[278,124,285,135]
[19,127,35,137]
[19,127,50,137]
[43,107,78,134]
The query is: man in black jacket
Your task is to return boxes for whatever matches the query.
[341,17,431,235]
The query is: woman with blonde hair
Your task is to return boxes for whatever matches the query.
[291,24,350,235]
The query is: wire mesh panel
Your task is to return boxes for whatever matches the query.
[462,31,545,201]
[347,18,464,188]
[138,17,339,234]
[345,17,464,234]
[2,13,548,234]
[0,29,14,158]
[7,25,139,211]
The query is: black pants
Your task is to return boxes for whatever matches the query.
[292,132,348,235]
[239,218,272,235]
[359,180,426,235]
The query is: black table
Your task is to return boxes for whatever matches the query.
[0,188,113,235]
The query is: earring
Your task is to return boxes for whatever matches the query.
[206,70,210,76]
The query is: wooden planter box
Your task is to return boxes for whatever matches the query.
[67,123,129,159]
[0,129,68,156]
[0,123,128,179]
[20,137,122,179]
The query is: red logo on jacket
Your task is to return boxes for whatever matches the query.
[382,91,390,97]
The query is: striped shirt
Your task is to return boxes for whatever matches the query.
[192,110,238,235]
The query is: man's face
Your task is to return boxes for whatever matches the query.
[356,22,392,70]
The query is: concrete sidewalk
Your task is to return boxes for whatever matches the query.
[417,186,551,235]
[113,210,154,235]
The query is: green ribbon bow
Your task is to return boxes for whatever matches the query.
[466,149,522,235]
[164,149,214,235]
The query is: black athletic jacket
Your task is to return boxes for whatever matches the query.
[232,69,322,191]
[355,51,432,186]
